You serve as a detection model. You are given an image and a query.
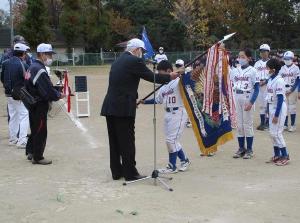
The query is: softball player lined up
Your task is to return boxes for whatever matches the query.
[254,44,270,130]
[265,59,290,166]
[279,51,300,132]
[230,49,260,159]
[141,60,190,174]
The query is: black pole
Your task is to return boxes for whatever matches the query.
[137,49,209,105]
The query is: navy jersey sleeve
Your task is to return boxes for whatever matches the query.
[132,58,171,84]
[35,72,61,101]
[0,60,6,84]
[250,83,259,104]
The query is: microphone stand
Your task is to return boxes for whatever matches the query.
[123,65,173,191]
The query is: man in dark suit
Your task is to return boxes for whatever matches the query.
[101,38,180,181]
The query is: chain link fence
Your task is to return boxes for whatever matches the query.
[51,49,300,66]
[1,50,300,66]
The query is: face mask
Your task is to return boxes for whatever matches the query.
[284,59,293,66]
[45,58,53,66]
[27,53,32,57]
[159,50,163,54]
[137,49,143,58]
[238,58,248,66]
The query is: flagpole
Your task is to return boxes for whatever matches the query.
[137,32,236,105]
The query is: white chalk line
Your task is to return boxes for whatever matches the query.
[62,102,101,149]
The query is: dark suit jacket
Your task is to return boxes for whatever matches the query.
[101,52,171,117]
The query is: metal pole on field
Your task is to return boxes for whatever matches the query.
[83,52,85,66]
[72,48,75,66]
[9,0,14,45]
[100,48,103,65]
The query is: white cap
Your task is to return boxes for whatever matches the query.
[283,51,294,59]
[126,38,146,50]
[259,44,270,51]
[159,47,164,51]
[37,43,56,53]
[175,59,184,66]
[14,43,29,52]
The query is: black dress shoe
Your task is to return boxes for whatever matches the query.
[32,158,52,165]
[27,153,33,161]
[125,174,147,181]
[112,175,123,180]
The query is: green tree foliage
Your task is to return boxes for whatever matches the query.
[0,9,9,27]
[16,0,300,51]
[80,0,111,52]
[203,0,300,49]
[108,10,133,46]
[172,0,210,49]
[18,0,51,48]
[106,0,186,51]
[60,0,81,53]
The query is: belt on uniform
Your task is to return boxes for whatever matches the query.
[166,107,179,112]
[235,90,251,94]
[285,84,291,87]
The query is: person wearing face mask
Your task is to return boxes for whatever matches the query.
[25,43,65,165]
[278,51,300,132]
[265,59,289,166]
[230,49,260,159]
[254,44,271,131]
[101,38,181,181]
[1,43,30,148]
[154,46,168,64]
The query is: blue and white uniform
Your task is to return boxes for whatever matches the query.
[266,71,290,165]
[254,59,269,116]
[1,43,30,147]
[266,74,287,148]
[230,64,259,155]
[144,77,190,172]
[279,64,299,114]
[279,51,300,131]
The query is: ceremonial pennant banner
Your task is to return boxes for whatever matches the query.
[180,44,236,155]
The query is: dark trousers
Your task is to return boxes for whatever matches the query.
[26,101,49,161]
[106,116,139,179]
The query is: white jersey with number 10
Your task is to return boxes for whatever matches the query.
[156,77,183,108]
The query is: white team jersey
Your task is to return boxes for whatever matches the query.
[156,77,183,108]
[279,64,300,86]
[230,66,259,91]
[154,53,168,64]
[254,59,269,80]
[266,75,286,104]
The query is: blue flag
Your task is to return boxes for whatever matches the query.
[142,26,155,60]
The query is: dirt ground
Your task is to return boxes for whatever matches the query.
[1,66,300,223]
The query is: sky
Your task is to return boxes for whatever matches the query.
[0,0,9,12]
